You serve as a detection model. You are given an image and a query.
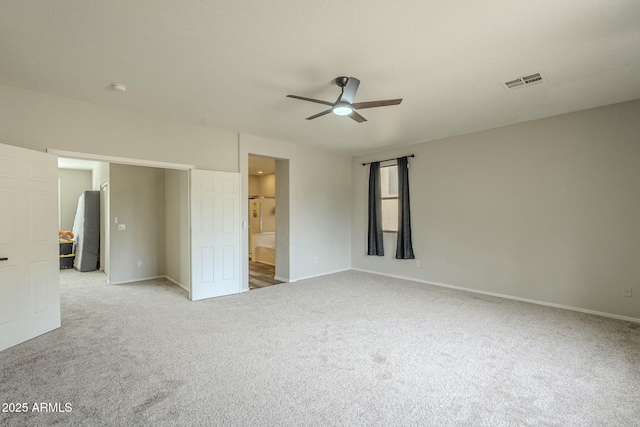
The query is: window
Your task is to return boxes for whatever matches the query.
[380,164,398,232]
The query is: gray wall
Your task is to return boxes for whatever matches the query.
[352,100,640,319]
[58,169,92,231]
[294,146,351,280]
[275,160,290,281]
[109,164,166,284]
[164,169,190,290]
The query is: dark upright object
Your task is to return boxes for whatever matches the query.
[395,156,415,259]
[367,162,384,256]
[72,191,100,272]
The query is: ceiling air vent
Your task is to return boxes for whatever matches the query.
[502,72,545,91]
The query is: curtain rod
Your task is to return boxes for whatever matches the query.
[362,154,414,166]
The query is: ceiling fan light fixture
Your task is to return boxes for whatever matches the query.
[287,76,402,123]
[332,102,353,116]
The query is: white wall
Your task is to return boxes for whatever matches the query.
[109,164,165,284]
[0,84,238,171]
[352,100,640,320]
[1,84,352,292]
[58,169,92,231]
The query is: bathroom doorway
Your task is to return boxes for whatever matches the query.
[248,156,283,289]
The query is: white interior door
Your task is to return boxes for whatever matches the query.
[190,170,241,301]
[0,143,60,352]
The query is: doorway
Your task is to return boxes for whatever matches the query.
[55,151,192,292]
[58,158,106,275]
[248,155,283,289]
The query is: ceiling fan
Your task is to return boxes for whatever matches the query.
[287,76,402,123]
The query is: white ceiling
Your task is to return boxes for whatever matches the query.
[1,1,639,156]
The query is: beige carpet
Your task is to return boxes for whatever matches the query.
[1,269,639,426]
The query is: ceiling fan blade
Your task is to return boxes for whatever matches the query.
[349,111,367,123]
[340,77,360,103]
[352,98,403,110]
[306,109,333,120]
[287,95,334,107]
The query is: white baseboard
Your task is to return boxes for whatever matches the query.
[291,268,352,283]
[274,276,289,283]
[109,275,165,285]
[108,275,189,293]
[351,268,640,324]
[164,275,188,292]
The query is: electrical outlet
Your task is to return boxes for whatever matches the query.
[137,261,142,267]
[415,260,420,267]
[623,287,632,297]
[313,257,318,264]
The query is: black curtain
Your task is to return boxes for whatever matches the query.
[367,162,384,256]
[396,156,415,259]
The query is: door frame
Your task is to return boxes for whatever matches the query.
[48,150,194,170]
[99,181,109,278]
[241,153,291,289]
[49,150,194,286]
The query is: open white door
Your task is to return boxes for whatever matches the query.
[0,143,60,352]
[190,170,241,301]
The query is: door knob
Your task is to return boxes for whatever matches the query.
[0,258,7,261]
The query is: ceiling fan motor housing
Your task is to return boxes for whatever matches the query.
[335,76,349,87]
